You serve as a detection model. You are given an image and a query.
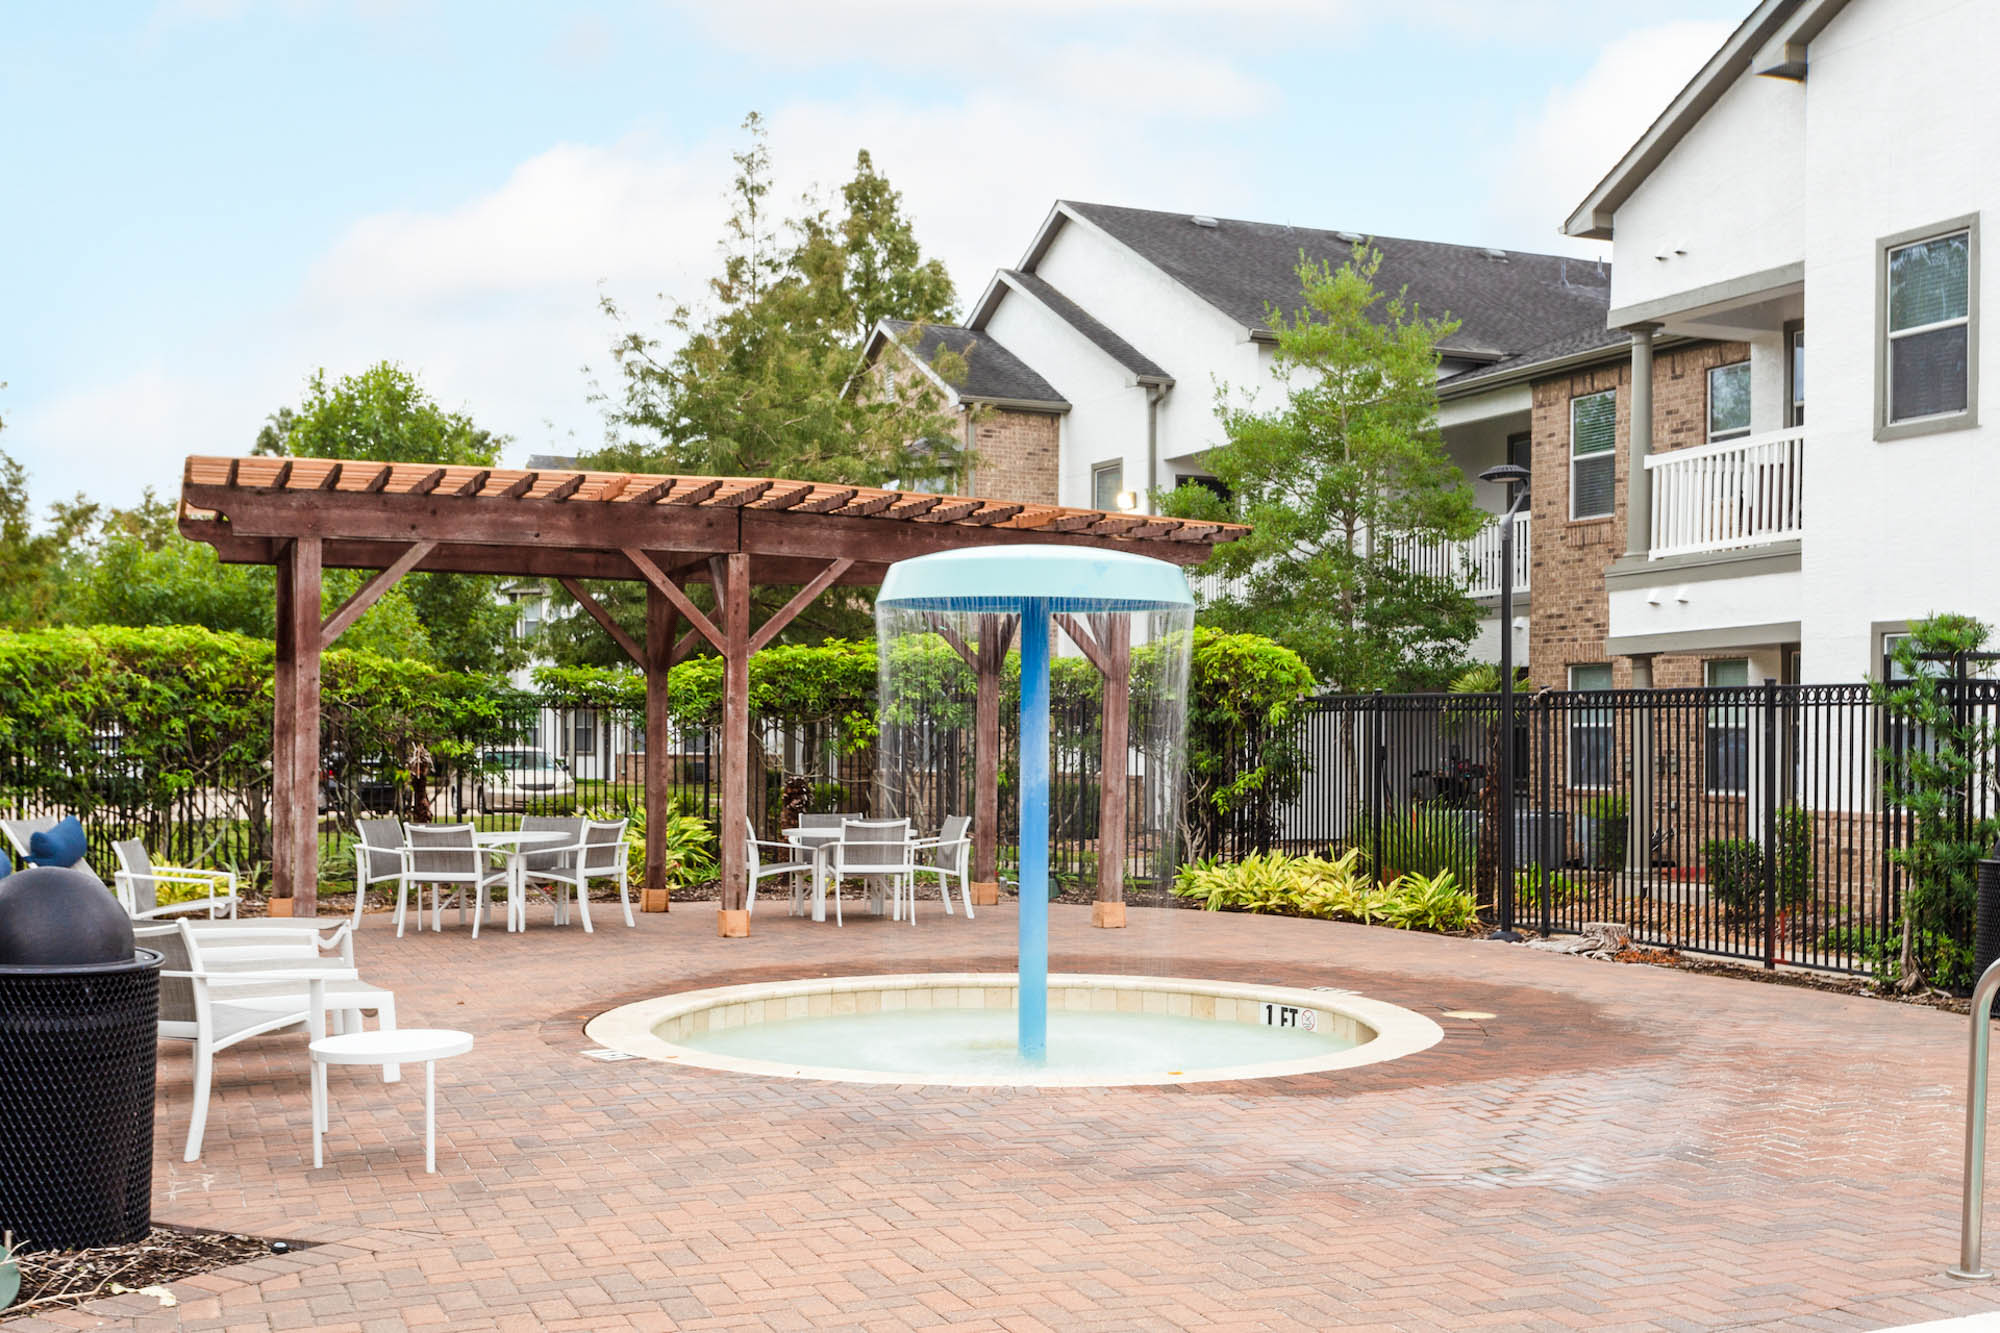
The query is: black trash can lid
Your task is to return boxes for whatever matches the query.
[0,864,136,968]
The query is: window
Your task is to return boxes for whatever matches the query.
[882,363,898,398]
[1704,658,1750,795]
[1881,221,1977,436]
[1788,328,1805,426]
[570,711,596,757]
[1569,390,1616,519]
[1707,362,1751,442]
[1568,663,1615,788]
[1506,431,1531,472]
[1092,461,1125,512]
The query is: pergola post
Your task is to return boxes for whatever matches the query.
[272,536,322,916]
[643,585,678,911]
[717,552,752,936]
[1092,614,1132,929]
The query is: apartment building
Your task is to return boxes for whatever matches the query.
[867,201,1620,661]
[1557,0,1995,690]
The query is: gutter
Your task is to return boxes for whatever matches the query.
[1144,382,1168,513]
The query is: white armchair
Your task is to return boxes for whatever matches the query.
[113,839,239,920]
[744,818,814,919]
[910,815,973,919]
[146,919,397,1162]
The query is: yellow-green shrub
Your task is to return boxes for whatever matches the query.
[1173,851,1482,933]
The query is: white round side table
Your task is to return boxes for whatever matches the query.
[310,1028,474,1173]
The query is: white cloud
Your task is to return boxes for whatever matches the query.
[1483,19,1736,254]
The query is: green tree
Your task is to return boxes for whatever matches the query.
[1162,247,1488,693]
[258,362,524,673]
[558,114,966,665]
[0,449,95,629]
[1873,613,1997,991]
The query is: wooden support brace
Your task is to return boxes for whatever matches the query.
[558,577,645,667]
[319,540,435,651]
[623,548,724,651]
[749,558,853,654]
[1053,613,1110,676]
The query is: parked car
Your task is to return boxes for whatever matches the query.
[478,747,575,813]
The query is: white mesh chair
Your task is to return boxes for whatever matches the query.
[0,816,57,861]
[152,919,396,1162]
[400,824,507,938]
[112,839,239,920]
[350,818,406,928]
[517,816,631,931]
[831,818,917,926]
[910,815,973,919]
[745,818,815,919]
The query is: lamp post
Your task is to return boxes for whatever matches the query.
[1479,462,1531,943]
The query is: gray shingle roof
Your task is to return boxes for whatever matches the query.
[1060,201,1612,362]
[1435,323,1630,393]
[881,320,1068,407]
[995,270,1171,382]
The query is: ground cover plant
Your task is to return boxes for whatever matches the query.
[1172,848,1482,932]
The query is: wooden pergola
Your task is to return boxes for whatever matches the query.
[179,455,1245,933]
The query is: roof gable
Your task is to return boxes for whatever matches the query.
[868,320,1069,410]
[967,270,1173,384]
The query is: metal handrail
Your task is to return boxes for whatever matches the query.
[1950,956,2000,1280]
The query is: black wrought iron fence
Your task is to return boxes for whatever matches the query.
[1241,682,1945,976]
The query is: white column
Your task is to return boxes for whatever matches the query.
[1624,324,1660,560]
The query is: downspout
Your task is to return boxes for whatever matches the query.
[1144,382,1167,513]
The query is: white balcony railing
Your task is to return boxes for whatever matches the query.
[1394,515,1531,599]
[1646,426,1804,560]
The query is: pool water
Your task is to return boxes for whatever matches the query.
[670,1006,1357,1079]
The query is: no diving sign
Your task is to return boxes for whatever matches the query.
[1260,1002,1317,1031]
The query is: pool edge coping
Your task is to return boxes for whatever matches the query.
[583,972,1445,1087]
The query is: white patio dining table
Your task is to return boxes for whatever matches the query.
[783,826,892,922]
[472,830,571,932]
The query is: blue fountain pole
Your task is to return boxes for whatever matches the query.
[1017,597,1051,1062]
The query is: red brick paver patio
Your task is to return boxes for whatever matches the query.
[18,902,2000,1331]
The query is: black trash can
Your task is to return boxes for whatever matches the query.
[0,863,161,1250]
[1978,858,2000,985]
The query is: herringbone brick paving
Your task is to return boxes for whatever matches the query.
[18,902,2000,1330]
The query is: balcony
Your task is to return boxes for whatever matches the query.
[1645,426,1803,560]
[1395,515,1532,599]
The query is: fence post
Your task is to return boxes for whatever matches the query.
[1762,676,1779,970]
[1539,690,1554,939]
[1368,691,1384,881]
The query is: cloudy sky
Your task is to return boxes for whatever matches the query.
[1,1,1745,509]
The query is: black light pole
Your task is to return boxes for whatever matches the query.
[1480,462,1531,943]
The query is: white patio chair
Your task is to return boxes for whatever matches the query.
[112,839,240,920]
[400,824,507,938]
[910,815,974,919]
[350,817,406,928]
[517,818,633,930]
[152,919,397,1162]
[745,817,815,919]
[831,818,916,926]
[0,816,56,861]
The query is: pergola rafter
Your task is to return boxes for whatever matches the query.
[179,455,1246,935]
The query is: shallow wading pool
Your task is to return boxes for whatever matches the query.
[585,973,1444,1087]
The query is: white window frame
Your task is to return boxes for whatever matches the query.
[1703,658,1751,796]
[1568,389,1616,521]
[1877,215,1979,441]
[1567,663,1615,790]
[1706,361,1752,443]
[1091,461,1124,513]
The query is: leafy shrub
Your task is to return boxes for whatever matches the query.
[1820,924,1974,992]
[1773,804,1815,908]
[1703,837,1764,917]
[1172,850,1481,933]
[1365,809,1475,888]
[1517,865,1585,907]
[586,797,716,889]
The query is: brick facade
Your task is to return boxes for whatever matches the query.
[1527,339,1753,693]
[965,408,1061,504]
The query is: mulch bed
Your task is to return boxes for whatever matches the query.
[4,1227,279,1322]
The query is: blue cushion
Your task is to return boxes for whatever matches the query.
[25,816,88,869]
[0,848,10,880]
